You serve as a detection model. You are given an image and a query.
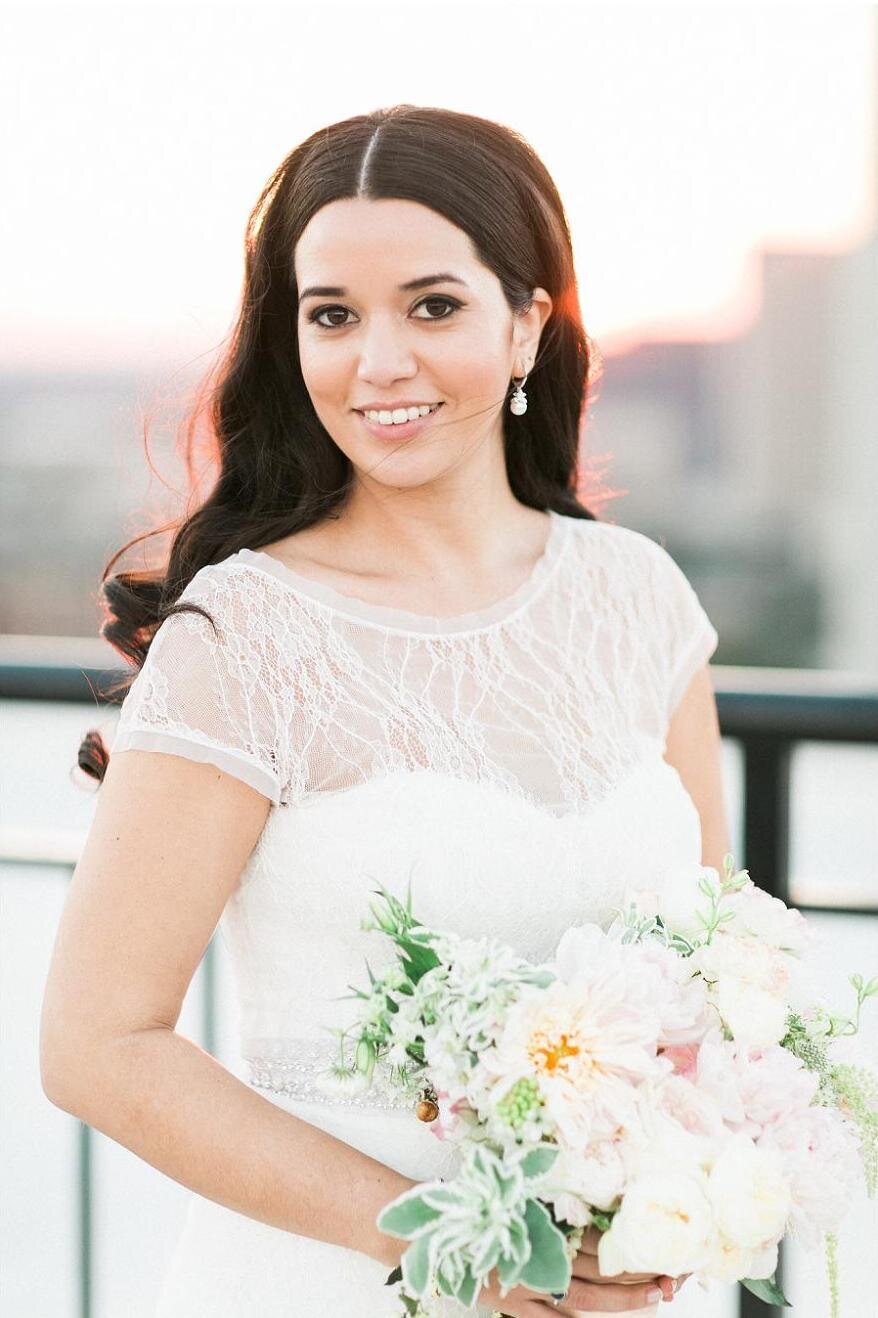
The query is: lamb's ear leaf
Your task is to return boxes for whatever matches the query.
[520,1145,560,1180]
[456,1265,480,1307]
[401,1232,433,1297]
[741,1276,791,1306]
[378,1186,443,1238]
[517,1199,571,1293]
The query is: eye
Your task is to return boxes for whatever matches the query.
[411,296,461,321]
[306,295,462,330]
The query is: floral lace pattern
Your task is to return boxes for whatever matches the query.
[115,513,717,813]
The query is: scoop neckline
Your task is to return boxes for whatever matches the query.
[227,510,572,637]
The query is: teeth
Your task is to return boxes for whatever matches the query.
[364,403,439,424]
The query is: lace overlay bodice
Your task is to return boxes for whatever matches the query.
[113,511,719,1062]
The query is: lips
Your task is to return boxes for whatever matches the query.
[355,402,443,417]
[355,401,445,442]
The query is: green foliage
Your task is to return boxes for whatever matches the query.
[830,1062,878,1196]
[782,1007,878,1196]
[378,1190,444,1239]
[496,1077,544,1130]
[825,1231,839,1318]
[517,1199,572,1293]
[377,1145,571,1309]
[741,1274,791,1306]
[519,1145,560,1181]
[401,1232,433,1297]
[693,853,750,945]
[360,879,442,982]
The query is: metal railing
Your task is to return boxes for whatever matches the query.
[2,641,877,1318]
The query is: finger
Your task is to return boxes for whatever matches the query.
[570,1254,662,1285]
[578,1226,601,1255]
[557,1279,665,1312]
[656,1273,692,1301]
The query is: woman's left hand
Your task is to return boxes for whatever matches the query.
[566,1226,691,1303]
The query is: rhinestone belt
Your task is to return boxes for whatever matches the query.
[243,1037,420,1111]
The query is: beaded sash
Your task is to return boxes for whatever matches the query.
[243,1037,420,1112]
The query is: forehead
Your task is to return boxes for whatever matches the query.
[294,197,478,282]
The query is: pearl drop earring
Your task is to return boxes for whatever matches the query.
[509,361,532,416]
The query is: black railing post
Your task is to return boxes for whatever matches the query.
[738,734,793,1318]
[742,735,792,904]
[78,1120,92,1318]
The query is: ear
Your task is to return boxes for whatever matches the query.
[513,286,553,373]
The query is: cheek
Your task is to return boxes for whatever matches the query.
[297,341,341,400]
[437,338,509,400]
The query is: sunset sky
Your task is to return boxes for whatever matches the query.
[2,3,874,371]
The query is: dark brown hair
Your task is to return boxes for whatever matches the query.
[79,103,609,784]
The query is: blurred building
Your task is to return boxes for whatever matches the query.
[1,228,876,671]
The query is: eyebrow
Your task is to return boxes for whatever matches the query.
[297,272,469,306]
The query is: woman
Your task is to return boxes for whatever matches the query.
[39,105,727,1315]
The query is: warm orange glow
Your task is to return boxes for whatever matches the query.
[3,7,874,370]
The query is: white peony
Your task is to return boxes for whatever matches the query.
[693,935,792,1048]
[542,1139,628,1223]
[652,1072,728,1141]
[557,922,711,1046]
[706,1137,791,1250]
[703,1235,779,1282]
[472,974,661,1148]
[690,1027,749,1128]
[759,1106,863,1247]
[597,1168,714,1276]
[722,879,814,954]
[732,1042,820,1135]
[632,937,714,1045]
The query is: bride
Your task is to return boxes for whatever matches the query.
[39,104,727,1316]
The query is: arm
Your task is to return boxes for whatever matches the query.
[39,747,413,1270]
[662,662,732,874]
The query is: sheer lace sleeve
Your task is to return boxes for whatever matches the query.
[111,565,289,804]
[639,533,719,724]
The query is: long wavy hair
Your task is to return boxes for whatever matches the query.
[79,102,609,784]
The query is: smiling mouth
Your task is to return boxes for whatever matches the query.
[355,402,444,422]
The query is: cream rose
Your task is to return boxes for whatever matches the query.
[706,1138,791,1249]
[597,1169,714,1277]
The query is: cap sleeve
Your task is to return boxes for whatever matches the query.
[653,540,717,722]
[638,533,719,725]
[112,565,287,804]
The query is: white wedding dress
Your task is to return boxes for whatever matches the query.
[112,509,719,1317]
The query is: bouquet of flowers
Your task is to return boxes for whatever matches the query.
[319,856,877,1316]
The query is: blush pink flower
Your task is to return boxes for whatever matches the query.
[661,1044,699,1079]
[759,1107,862,1247]
[734,1044,820,1134]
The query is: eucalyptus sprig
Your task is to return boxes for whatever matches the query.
[694,852,750,946]
[824,973,878,1039]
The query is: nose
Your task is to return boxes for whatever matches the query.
[355,314,419,387]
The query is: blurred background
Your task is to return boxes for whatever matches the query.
[1,4,876,1317]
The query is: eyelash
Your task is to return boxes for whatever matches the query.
[306,295,463,330]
